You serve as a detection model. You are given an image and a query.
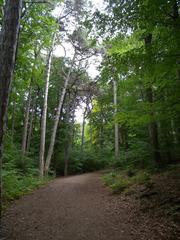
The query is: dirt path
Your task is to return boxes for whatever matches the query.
[0,173,175,240]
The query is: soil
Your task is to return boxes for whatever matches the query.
[0,172,180,240]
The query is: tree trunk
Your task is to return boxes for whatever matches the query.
[64,97,71,176]
[11,100,15,142]
[173,0,179,19]
[81,111,86,153]
[39,34,56,177]
[145,34,161,163]
[90,121,93,147]
[64,97,76,176]
[21,86,32,161]
[44,53,76,175]
[26,93,36,152]
[113,79,119,160]
[0,0,22,218]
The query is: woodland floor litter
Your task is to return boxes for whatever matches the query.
[1,172,180,240]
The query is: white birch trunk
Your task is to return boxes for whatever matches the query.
[44,53,76,175]
[21,86,32,161]
[39,34,56,177]
[26,94,36,152]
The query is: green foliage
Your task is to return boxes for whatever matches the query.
[2,0,180,209]
[2,134,51,205]
[2,169,49,202]
[103,170,151,194]
[54,147,113,175]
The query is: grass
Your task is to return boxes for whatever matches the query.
[2,169,52,208]
[102,169,151,193]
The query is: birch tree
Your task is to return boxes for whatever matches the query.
[26,92,37,152]
[39,34,56,177]
[21,85,32,161]
[44,53,76,175]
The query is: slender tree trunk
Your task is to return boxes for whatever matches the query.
[26,93,36,152]
[145,34,161,163]
[11,101,15,142]
[64,97,76,176]
[113,79,119,160]
[173,0,179,19]
[39,34,55,177]
[90,121,93,147]
[71,99,76,148]
[64,96,71,176]
[81,111,86,153]
[64,145,69,176]
[0,0,22,219]
[21,86,32,160]
[44,53,76,175]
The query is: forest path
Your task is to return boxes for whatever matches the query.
[1,173,162,240]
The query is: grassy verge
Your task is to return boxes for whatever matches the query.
[102,169,151,193]
[2,169,53,209]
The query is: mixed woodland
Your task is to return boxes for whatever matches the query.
[0,0,180,210]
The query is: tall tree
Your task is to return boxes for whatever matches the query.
[39,34,56,177]
[144,34,161,163]
[21,85,32,161]
[113,77,119,160]
[0,0,22,217]
[44,53,76,175]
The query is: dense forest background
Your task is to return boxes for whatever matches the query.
[0,0,179,205]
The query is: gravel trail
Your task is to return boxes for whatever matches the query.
[0,173,169,240]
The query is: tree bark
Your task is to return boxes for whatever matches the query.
[0,0,22,219]
[81,111,86,153]
[90,122,93,147]
[26,92,36,152]
[39,34,56,177]
[113,79,119,160]
[11,100,15,142]
[64,96,76,176]
[144,34,161,163]
[44,53,76,175]
[64,95,71,176]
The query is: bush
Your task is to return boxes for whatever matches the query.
[2,134,51,207]
[102,170,151,194]
[110,178,130,193]
[2,169,49,202]
[131,171,151,184]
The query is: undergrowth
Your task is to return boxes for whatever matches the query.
[2,135,53,209]
[2,169,51,203]
[103,170,151,193]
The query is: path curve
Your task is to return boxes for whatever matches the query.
[0,173,164,240]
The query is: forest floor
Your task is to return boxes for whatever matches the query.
[0,171,180,240]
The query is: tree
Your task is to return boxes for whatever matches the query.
[44,52,76,175]
[0,0,22,217]
[39,33,56,177]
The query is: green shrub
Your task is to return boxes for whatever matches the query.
[2,169,49,202]
[103,172,117,186]
[102,170,151,194]
[132,171,151,184]
[110,178,130,193]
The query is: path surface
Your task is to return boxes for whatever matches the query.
[0,173,166,240]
